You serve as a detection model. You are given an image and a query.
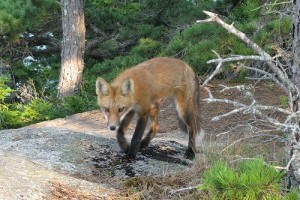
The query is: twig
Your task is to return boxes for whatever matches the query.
[202,86,214,99]
[252,1,293,12]
[230,156,258,163]
[217,124,254,137]
[203,50,222,85]
[168,185,199,194]
[212,107,246,121]
[274,154,295,171]
[204,97,246,107]
[240,63,288,92]
[222,133,285,152]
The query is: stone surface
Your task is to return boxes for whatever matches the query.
[0,110,192,199]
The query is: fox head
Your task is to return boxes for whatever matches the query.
[96,77,134,131]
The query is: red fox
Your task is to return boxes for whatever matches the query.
[96,57,201,159]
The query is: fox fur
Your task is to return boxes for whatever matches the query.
[96,57,201,159]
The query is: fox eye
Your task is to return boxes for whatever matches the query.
[118,107,125,112]
[103,107,109,112]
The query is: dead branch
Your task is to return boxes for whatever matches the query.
[207,55,269,64]
[222,133,284,153]
[203,51,272,86]
[203,50,222,85]
[217,124,254,137]
[198,11,300,138]
[168,185,199,194]
[274,154,295,171]
[197,11,299,102]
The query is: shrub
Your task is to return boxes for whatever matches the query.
[131,38,162,58]
[0,108,23,129]
[61,95,93,115]
[0,76,14,102]
[0,99,55,129]
[0,75,80,129]
[198,159,284,200]
[0,0,59,39]
[22,99,54,123]
[231,0,262,22]
[87,55,145,82]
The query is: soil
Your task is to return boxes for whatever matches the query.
[0,81,286,199]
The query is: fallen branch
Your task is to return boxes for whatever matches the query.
[168,185,199,194]
[207,55,270,64]
[222,133,285,152]
[203,50,222,85]
[203,51,272,86]
[274,154,295,171]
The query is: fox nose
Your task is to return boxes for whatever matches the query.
[109,125,116,131]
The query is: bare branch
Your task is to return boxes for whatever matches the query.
[197,11,298,95]
[204,52,289,94]
[217,124,254,137]
[204,84,294,131]
[222,133,285,152]
[274,154,295,171]
[240,63,288,92]
[204,97,246,107]
[203,50,222,85]
[202,86,214,99]
[168,186,199,194]
[212,107,247,121]
[207,55,269,64]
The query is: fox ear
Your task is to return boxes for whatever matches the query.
[96,77,110,96]
[121,78,134,96]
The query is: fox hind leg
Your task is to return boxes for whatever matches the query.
[183,109,197,160]
[175,92,197,160]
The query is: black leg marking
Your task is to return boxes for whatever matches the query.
[117,110,135,153]
[127,114,149,159]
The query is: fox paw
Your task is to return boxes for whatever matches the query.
[184,148,195,160]
[119,144,129,153]
[122,154,135,162]
[140,140,150,150]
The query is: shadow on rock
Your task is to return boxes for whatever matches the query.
[91,140,192,178]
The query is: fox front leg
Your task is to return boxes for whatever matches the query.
[127,114,149,159]
[117,110,135,153]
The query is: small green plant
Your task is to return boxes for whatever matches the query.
[283,189,300,200]
[198,159,284,200]
[0,76,14,102]
[279,95,289,108]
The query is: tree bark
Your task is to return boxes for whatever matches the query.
[290,0,300,187]
[58,0,85,99]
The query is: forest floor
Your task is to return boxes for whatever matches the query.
[0,80,287,199]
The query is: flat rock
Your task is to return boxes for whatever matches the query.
[0,110,195,199]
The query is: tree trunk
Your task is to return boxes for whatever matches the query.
[290,0,300,188]
[58,0,85,99]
